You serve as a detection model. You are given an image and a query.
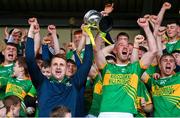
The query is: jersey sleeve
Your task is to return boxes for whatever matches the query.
[27,84,37,97]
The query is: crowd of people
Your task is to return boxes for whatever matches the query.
[0,1,179,117]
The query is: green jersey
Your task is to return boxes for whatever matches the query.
[0,76,9,99]
[5,77,36,100]
[145,73,180,117]
[66,49,85,60]
[89,75,102,116]
[100,61,146,114]
[0,63,14,77]
[135,81,152,117]
[166,40,180,54]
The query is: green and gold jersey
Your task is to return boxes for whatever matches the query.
[0,63,14,77]
[5,77,37,100]
[89,75,102,116]
[166,40,180,54]
[145,64,157,77]
[135,81,152,117]
[145,73,180,117]
[100,61,146,114]
[0,76,9,99]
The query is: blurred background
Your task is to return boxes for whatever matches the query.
[0,0,179,45]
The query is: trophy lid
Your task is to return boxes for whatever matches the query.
[84,10,102,26]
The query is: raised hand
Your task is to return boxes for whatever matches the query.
[101,3,114,16]
[150,15,159,25]
[28,17,38,25]
[33,24,40,34]
[42,36,51,44]
[137,18,149,28]
[144,14,150,21]
[134,35,145,44]
[48,25,56,34]
[153,73,161,80]
[162,2,171,10]
[81,24,89,37]
[140,98,146,107]
[104,3,114,14]
[67,42,76,51]
[157,26,166,36]
[4,27,9,38]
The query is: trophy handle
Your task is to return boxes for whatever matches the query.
[99,32,112,45]
[82,25,96,46]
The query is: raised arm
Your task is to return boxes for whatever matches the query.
[28,17,41,56]
[34,24,41,56]
[25,22,46,89]
[94,34,107,69]
[101,44,114,56]
[137,18,158,68]
[72,31,93,88]
[157,2,171,26]
[131,34,145,63]
[47,25,60,55]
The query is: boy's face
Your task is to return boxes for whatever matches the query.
[13,61,25,77]
[41,67,51,78]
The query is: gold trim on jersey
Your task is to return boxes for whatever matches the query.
[94,80,102,94]
[6,84,26,100]
[139,60,148,70]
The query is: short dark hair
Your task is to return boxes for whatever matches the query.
[139,46,148,53]
[41,61,50,69]
[67,59,76,65]
[6,42,18,50]
[116,32,129,40]
[159,54,175,63]
[60,48,66,53]
[51,54,67,65]
[74,30,82,35]
[50,105,71,117]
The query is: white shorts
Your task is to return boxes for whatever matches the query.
[98,112,134,118]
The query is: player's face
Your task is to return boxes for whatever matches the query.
[3,45,17,63]
[73,33,82,47]
[115,39,130,62]
[51,57,66,80]
[65,62,77,78]
[166,23,178,38]
[160,55,176,76]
